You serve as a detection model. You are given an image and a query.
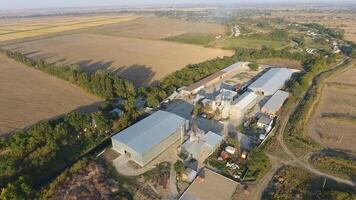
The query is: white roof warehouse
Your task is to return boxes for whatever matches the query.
[248,68,293,96]
[111,110,188,167]
[262,90,289,116]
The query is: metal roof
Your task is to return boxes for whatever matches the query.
[262,90,289,114]
[182,131,222,158]
[221,62,247,73]
[112,110,186,155]
[204,131,223,148]
[183,71,225,92]
[232,91,258,110]
[248,68,293,95]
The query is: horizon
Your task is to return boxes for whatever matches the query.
[0,0,355,11]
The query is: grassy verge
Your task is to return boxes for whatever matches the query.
[262,166,356,199]
[245,149,271,181]
[285,59,352,156]
[309,151,356,181]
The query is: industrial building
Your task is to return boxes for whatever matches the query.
[261,90,290,116]
[248,68,293,96]
[181,62,249,95]
[111,110,188,167]
[229,91,258,119]
[182,128,222,162]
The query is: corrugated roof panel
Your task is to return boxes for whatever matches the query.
[262,90,289,114]
[204,131,223,148]
[248,68,293,95]
[232,91,258,110]
[112,110,186,154]
[221,62,246,73]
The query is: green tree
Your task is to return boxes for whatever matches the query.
[92,112,112,133]
[0,177,32,200]
[146,94,160,108]
[174,160,185,175]
[248,63,259,71]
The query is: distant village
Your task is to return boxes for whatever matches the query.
[109,61,297,199]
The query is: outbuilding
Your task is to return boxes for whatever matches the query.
[182,131,223,162]
[111,110,188,167]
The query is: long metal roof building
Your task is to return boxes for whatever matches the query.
[231,91,258,111]
[262,90,289,116]
[248,68,293,96]
[111,110,188,166]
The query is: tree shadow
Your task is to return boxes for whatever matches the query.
[111,64,155,87]
[74,60,156,87]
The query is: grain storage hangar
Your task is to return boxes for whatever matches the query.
[248,68,293,96]
[111,110,188,167]
[261,90,289,116]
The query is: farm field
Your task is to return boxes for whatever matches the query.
[163,32,289,50]
[3,33,233,86]
[210,36,289,50]
[0,14,140,42]
[257,58,303,69]
[308,63,356,153]
[87,15,225,40]
[0,54,101,135]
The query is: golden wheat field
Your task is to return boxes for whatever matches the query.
[0,15,140,42]
[0,54,101,135]
[3,33,233,86]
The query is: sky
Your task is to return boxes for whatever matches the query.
[0,0,354,10]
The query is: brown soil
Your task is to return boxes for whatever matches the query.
[0,54,101,135]
[308,64,356,153]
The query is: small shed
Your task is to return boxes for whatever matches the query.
[257,115,273,129]
[182,168,198,182]
[225,146,236,154]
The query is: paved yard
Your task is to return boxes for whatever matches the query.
[113,141,181,176]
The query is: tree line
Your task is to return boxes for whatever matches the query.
[4,51,136,100]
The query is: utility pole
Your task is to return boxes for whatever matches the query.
[322,178,327,189]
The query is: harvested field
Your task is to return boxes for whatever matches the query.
[257,58,303,69]
[87,15,225,40]
[308,63,356,153]
[0,54,101,135]
[4,33,233,86]
[0,14,139,42]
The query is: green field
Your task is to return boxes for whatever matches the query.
[164,33,290,50]
[212,36,289,50]
[163,33,217,46]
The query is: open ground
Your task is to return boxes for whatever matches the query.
[3,33,233,86]
[0,54,101,135]
[0,14,140,42]
[87,15,225,40]
[308,62,356,153]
